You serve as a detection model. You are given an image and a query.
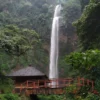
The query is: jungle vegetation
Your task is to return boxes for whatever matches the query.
[0,0,100,100]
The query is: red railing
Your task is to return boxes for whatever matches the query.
[14,77,95,94]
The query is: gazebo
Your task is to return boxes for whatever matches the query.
[7,66,48,87]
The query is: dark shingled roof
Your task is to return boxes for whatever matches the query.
[7,66,45,77]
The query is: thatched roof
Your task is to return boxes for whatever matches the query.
[7,66,45,77]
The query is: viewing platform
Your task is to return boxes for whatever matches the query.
[14,77,96,95]
[7,66,98,95]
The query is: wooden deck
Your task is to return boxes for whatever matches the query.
[13,77,96,95]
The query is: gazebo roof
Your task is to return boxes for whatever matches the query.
[7,66,45,77]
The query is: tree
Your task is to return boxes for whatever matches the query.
[62,0,81,36]
[0,0,54,38]
[65,49,100,99]
[0,25,39,56]
[90,0,100,3]
[74,1,100,51]
[0,25,39,75]
[80,0,89,11]
[65,50,100,72]
[0,25,39,95]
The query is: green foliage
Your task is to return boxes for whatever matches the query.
[0,24,49,76]
[62,0,81,35]
[79,0,89,11]
[74,1,100,50]
[0,75,14,93]
[0,25,39,56]
[76,93,100,100]
[65,49,100,79]
[65,49,100,99]
[0,0,82,75]
[59,56,70,77]
[0,1,90,99]
[32,43,49,72]
[0,25,45,76]
[0,93,21,100]
[0,25,40,95]
[0,0,55,73]
[0,0,54,38]
[65,49,100,70]
[90,0,100,3]
[4,94,20,100]
[38,95,64,100]
[71,2,100,99]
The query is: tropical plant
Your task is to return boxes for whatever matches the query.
[0,25,39,56]
[62,0,81,36]
[0,93,21,100]
[65,50,100,99]
[74,1,100,50]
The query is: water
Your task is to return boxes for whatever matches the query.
[49,5,61,80]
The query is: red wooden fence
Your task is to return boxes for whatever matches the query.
[14,77,98,95]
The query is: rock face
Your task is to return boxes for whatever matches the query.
[59,33,68,43]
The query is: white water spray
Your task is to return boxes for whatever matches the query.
[49,5,61,79]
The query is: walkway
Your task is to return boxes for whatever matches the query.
[14,77,98,95]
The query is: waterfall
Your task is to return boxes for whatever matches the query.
[49,5,61,79]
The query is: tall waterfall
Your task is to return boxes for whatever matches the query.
[49,5,61,79]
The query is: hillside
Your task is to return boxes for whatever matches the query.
[0,0,83,77]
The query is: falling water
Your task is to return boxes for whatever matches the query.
[49,5,61,79]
